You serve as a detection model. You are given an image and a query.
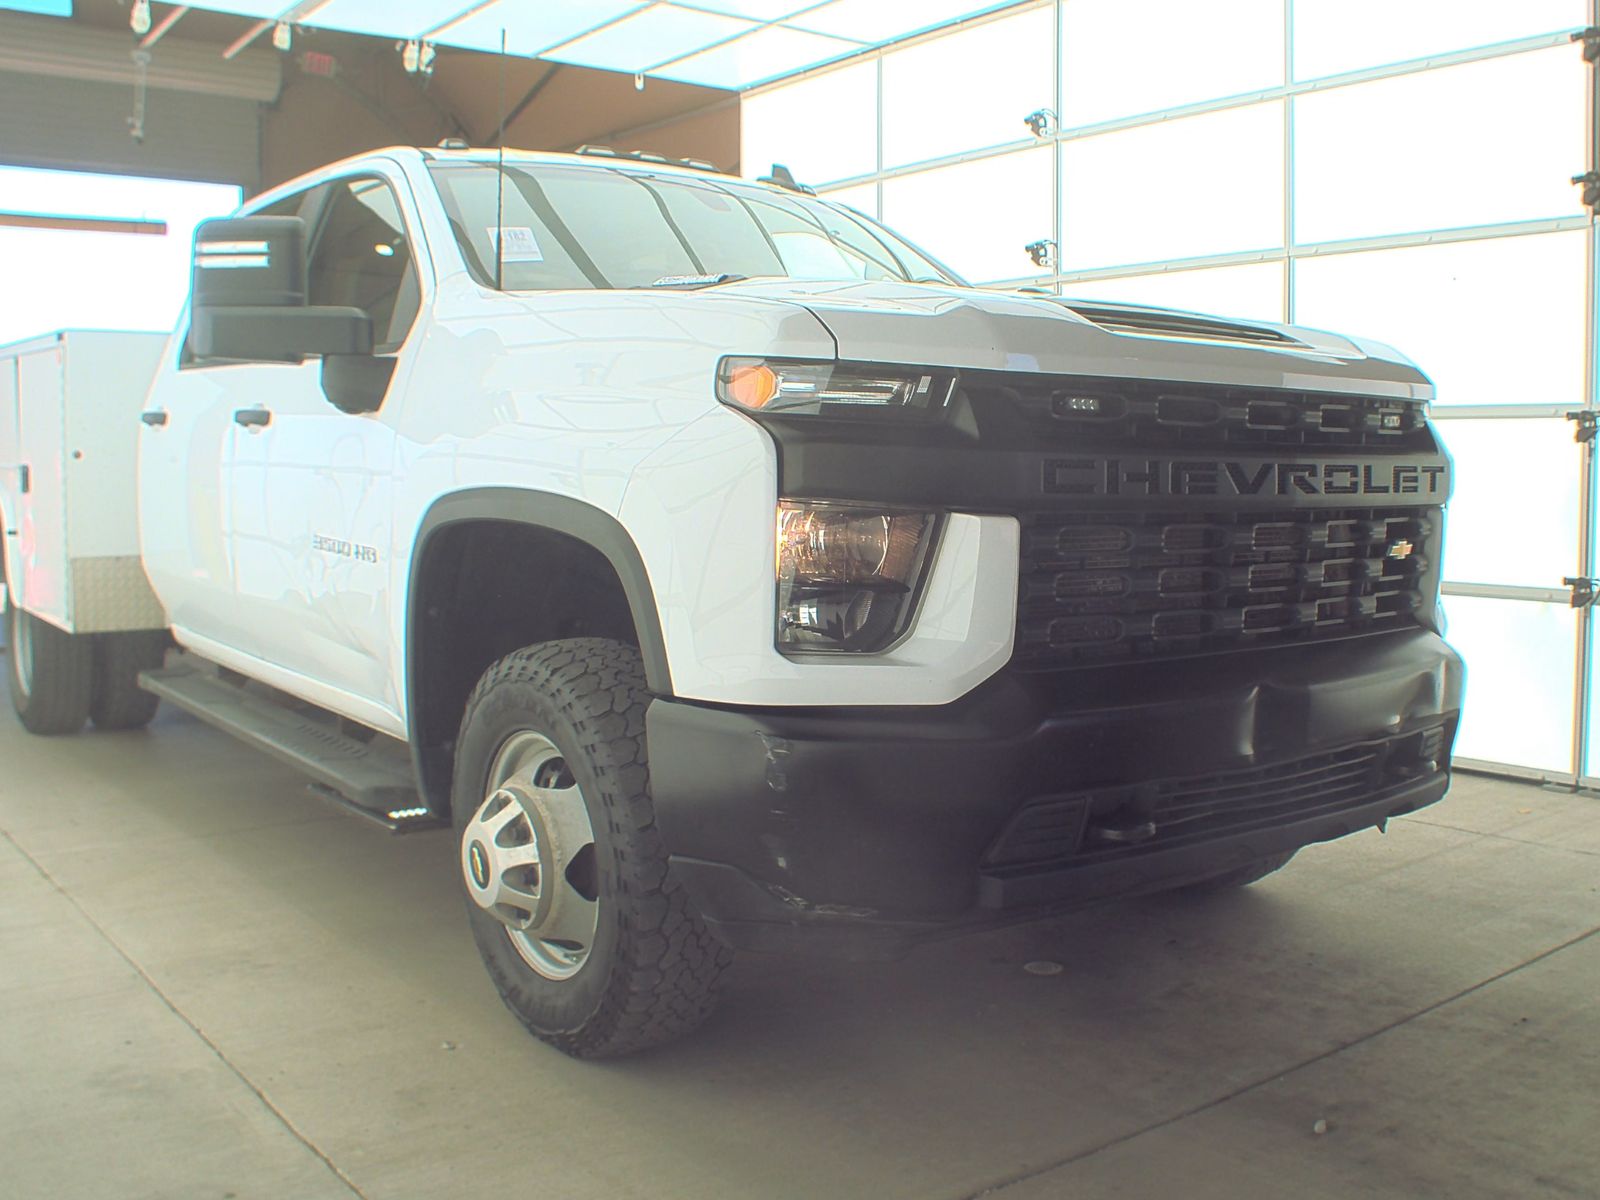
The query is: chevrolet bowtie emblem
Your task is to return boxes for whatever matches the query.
[1387,539,1415,560]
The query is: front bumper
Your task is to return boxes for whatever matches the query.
[647,629,1463,959]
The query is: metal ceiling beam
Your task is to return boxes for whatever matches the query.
[140,4,189,49]
[0,212,168,235]
[224,0,329,60]
[221,19,270,60]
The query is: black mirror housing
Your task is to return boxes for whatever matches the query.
[191,306,373,361]
[192,215,308,308]
[321,353,395,415]
[189,215,375,362]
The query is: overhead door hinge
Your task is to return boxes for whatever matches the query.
[1563,576,1598,609]
[1567,409,1599,443]
[1576,29,1600,213]
[1023,108,1059,138]
[1572,171,1600,213]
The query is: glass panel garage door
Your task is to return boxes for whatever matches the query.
[740,0,1600,780]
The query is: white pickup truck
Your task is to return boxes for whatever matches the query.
[0,145,1463,1057]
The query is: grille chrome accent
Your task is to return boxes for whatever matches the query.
[1016,508,1431,666]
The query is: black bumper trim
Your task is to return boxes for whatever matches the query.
[647,629,1463,956]
[668,771,1446,959]
[979,770,1446,910]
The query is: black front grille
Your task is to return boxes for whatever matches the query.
[1016,507,1432,667]
[983,727,1451,872]
[1156,744,1382,832]
[966,374,1429,451]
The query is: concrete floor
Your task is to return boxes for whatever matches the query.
[2,703,1596,1200]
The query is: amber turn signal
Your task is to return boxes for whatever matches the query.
[722,362,779,409]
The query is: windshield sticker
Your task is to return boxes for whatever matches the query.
[486,225,544,262]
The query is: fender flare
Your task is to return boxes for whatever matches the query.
[404,489,674,811]
[406,486,673,705]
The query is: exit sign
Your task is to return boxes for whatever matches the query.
[301,50,338,77]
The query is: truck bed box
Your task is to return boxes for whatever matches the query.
[0,330,168,634]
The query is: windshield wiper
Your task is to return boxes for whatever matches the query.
[650,273,749,289]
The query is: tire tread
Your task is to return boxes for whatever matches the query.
[6,606,93,736]
[457,637,732,1058]
[89,631,166,731]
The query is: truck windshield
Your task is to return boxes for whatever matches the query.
[426,160,963,291]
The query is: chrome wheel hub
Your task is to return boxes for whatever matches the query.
[462,731,599,981]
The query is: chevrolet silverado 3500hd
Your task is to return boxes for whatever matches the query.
[0,146,1463,1057]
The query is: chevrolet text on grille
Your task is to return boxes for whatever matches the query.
[1043,458,1449,498]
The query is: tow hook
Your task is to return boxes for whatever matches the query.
[1087,818,1158,846]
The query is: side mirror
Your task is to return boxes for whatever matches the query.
[189,216,372,361]
[321,354,395,416]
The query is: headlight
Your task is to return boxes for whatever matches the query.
[776,502,939,653]
[718,357,954,418]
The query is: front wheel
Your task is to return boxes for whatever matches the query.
[5,601,92,736]
[452,638,731,1058]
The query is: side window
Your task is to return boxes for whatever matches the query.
[306,177,420,354]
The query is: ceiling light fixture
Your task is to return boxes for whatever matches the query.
[272,21,292,51]
[401,38,420,73]
[130,0,152,35]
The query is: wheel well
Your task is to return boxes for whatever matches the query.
[409,519,641,811]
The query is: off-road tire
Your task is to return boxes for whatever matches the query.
[1183,850,1297,892]
[6,602,93,736]
[452,637,732,1058]
[89,631,167,731]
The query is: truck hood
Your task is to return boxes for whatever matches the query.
[706,278,1433,402]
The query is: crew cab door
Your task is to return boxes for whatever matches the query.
[226,172,424,722]
[138,186,309,651]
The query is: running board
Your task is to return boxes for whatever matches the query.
[139,665,445,833]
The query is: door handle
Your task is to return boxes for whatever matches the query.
[233,407,272,428]
[140,409,168,427]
